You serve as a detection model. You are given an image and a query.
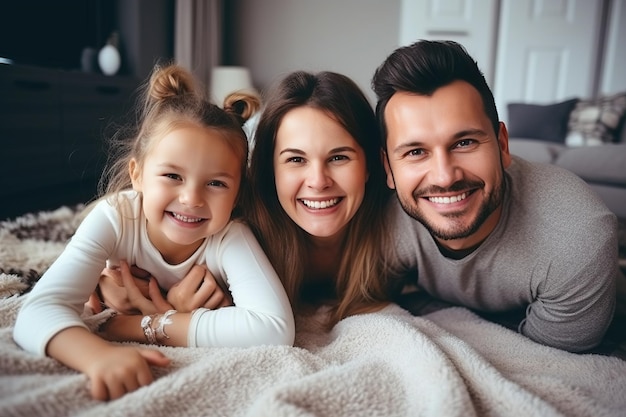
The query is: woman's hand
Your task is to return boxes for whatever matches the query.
[87,264,153,314]
[88,261,172,315]
[117,261,173,315]
[167,265,233,312]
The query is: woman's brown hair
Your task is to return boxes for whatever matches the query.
[245,71,394,326]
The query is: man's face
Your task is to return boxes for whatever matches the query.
[383,80,512,251]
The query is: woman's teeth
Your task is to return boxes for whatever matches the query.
[428,192,468,204]
[301,198,340,209]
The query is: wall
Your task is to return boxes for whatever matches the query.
[227,0,401,104]
[227,0,623,113]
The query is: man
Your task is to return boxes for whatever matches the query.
[372,40,618,352]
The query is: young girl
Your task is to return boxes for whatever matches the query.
[13,64,295,401]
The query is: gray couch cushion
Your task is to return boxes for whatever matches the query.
[507,98,579,143]
[555,144,626,186]
[508,138,566,164]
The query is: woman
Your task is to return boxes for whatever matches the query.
[245,70,395,325]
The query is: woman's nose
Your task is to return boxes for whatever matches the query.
[305,163,332,190]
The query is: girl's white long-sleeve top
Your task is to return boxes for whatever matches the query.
[14,191,295,355]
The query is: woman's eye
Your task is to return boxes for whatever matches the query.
[286,156,304,164]
[329,154,349,162]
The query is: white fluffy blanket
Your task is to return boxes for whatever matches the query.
[1,288,625,417]
[1,206,626,416]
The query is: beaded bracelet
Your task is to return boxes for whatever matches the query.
[155,309,177,341]
[140,314,157,344]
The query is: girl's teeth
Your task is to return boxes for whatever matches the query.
[301,198,340,209]
[172,213,203,223]
[428,192,467,204]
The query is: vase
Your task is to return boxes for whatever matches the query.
[98,44,121,76]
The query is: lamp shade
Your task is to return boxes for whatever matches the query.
[210,66,257,107]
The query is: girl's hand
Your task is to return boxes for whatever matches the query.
[84,343,170,401]
[167,265,233,312]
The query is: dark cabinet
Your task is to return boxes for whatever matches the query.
[0,64,139,220]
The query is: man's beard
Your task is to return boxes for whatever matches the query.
[397,178,505,241]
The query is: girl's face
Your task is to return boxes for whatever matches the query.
[273,106,368,241]
[131,124,242,263]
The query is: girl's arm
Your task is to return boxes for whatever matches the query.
[187,222,295,347]
[47,326,169,401]
[101,223,295,348]
[13,197,170,400]
[90,263,232,315]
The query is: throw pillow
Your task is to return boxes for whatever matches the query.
[566,92,626,146]
[507,98,579,143]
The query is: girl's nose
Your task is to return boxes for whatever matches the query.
[179,185,204,207]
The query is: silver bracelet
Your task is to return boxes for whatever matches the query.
[141,314,157,344]
[155,309,177,342]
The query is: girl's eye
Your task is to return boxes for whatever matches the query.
[164,173,182,180]
[208,180,227,188]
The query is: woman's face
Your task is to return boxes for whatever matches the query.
[273,106,368,240]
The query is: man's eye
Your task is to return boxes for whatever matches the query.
[408,149,424,156]
[456,139,474,148]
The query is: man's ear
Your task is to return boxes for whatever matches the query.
[381,149,396,190]
[129,158,142,191]
[497,122,512,169]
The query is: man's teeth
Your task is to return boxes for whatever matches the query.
[428,192,468,204]
[172,213,203,223]
[301,198,340,209]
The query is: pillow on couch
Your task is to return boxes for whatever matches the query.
[566,92,626,146]
[507,98,579,143]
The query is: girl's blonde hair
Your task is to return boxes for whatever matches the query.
[99,63,260,216]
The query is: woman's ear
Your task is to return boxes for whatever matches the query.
[129,158,142,191]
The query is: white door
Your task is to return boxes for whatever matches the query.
[600,0,626,95]
[399,0,498,86]
[493,0,605,122]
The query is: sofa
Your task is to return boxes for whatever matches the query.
[506,92,626,219]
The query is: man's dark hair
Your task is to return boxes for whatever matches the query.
[371,40,500,149]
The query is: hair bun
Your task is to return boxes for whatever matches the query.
[224,91,261,125]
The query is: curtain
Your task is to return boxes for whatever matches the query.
[174,0,222,93]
